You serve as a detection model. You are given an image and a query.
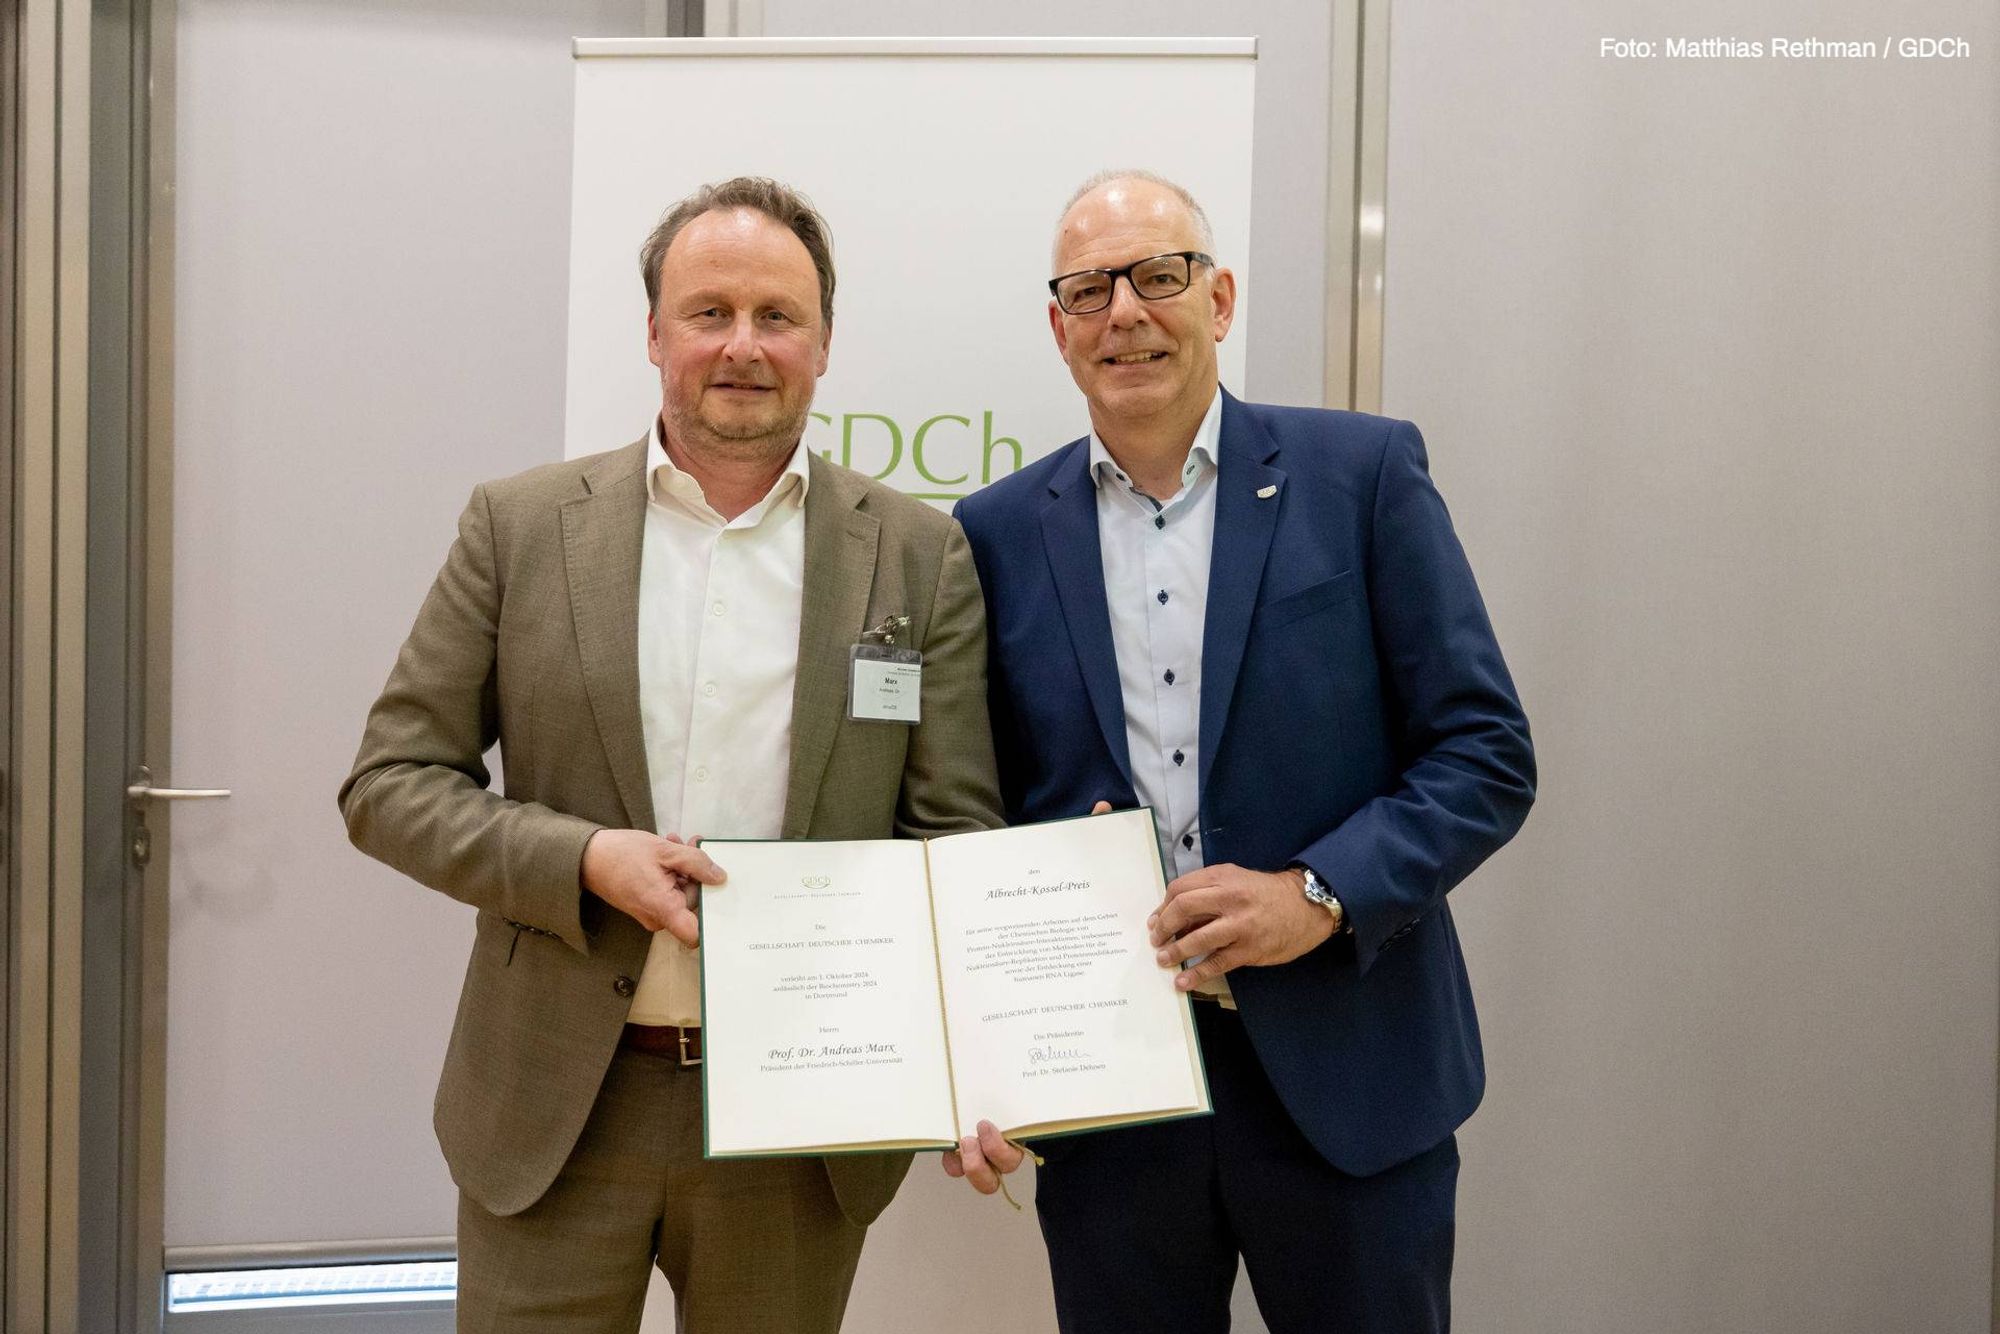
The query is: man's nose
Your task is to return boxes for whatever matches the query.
[1105,274,1148,325]
[722,312,762,359]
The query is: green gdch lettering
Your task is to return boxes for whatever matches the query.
[842,413,903,479]
[912,415,970,486]
[807,409,1023,493]
[982,411,1021,484]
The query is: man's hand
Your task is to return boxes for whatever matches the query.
[1150,864,1335,988]
[580,829,725,947]
[941,1119,1027,1194]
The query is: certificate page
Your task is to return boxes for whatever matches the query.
[699,839,955,1156]
[926,810,1207,1140]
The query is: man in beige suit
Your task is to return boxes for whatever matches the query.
[340,177,1002,1333]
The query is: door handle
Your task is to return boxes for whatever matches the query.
[127,765,231,801]
[126,765,229,866]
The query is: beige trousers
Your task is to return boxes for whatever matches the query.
[454,1045,868,1334]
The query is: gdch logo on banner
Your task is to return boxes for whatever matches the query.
[806,408,1025,500]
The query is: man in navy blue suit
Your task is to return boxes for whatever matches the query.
[942,171,1536,1332]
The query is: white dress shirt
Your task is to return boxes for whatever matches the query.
[1089,389,1234,1003]
[628,420,811,1026]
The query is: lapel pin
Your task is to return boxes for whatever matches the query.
[1256,485,1278,499]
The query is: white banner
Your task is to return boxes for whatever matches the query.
[566,38,1255,498]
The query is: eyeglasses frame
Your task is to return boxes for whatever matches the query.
[1047,251,1216,315]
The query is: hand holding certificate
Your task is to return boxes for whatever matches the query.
[697,808,1210,1158]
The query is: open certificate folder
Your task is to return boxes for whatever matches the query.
[697,808,1211,1158]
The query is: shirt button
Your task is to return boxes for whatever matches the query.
[694,766,709,783]
[1157,590,1169,605]
[1182,834,1194,850]
[702,682,718,697]
[1153,516,1165,530]
[1163,669,1175,685]
[1172,750,1185,766]
[612,975,635,997]
[711,601,725,616]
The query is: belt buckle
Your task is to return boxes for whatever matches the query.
[677,1028,702,1068]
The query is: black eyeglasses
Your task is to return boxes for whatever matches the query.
[1049,251,1214,315]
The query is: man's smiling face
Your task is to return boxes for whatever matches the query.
[648,206,830,460]
[1049,178,1235,435]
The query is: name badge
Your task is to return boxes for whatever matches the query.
[849,646,922,723]
[849,615,921,724]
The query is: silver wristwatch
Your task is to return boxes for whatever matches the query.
[1297,865,1349,933]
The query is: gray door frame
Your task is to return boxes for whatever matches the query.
[4,0,171,1331]
[83,2,173,1331]
[7,0,92,1329]
[133,0,176,1329]
[0,0,15,1309]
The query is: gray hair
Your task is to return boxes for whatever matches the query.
[639,176,837,326]
[1052,169,1217,271]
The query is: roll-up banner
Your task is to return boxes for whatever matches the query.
[565,38,1255,497]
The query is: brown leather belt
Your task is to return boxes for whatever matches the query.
[621,1023,703,1066]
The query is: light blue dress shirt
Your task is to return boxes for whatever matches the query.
[1086,388,1225,886]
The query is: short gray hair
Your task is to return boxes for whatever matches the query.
[639,176,837,326]
[1053,169,1216,271]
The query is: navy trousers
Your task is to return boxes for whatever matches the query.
[1032,1001,1458,1334]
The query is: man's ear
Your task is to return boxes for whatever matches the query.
[1049,300,1069,359]
[1208,268,1237,344]
[816,319,833,378]
[646,307,665,369]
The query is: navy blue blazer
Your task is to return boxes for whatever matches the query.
[953,390,1535,1176]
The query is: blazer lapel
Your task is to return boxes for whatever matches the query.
[783,456,879,838]
[559,439,657,834]
[1199,392,1285,797]
[1040,442,1134,789]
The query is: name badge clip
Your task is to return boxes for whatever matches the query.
[859,614,912,647]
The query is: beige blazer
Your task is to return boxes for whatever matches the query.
[339,439,1003,1223]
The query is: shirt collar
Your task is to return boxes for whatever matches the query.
[1087,387,1224,497]
[646,417,812,525]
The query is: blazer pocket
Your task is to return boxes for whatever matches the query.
[498,916,561,966]
[1255,570,1357,632]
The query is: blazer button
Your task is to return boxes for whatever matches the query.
[612,975,635,997]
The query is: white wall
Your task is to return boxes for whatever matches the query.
[1382,2,2000,1329]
